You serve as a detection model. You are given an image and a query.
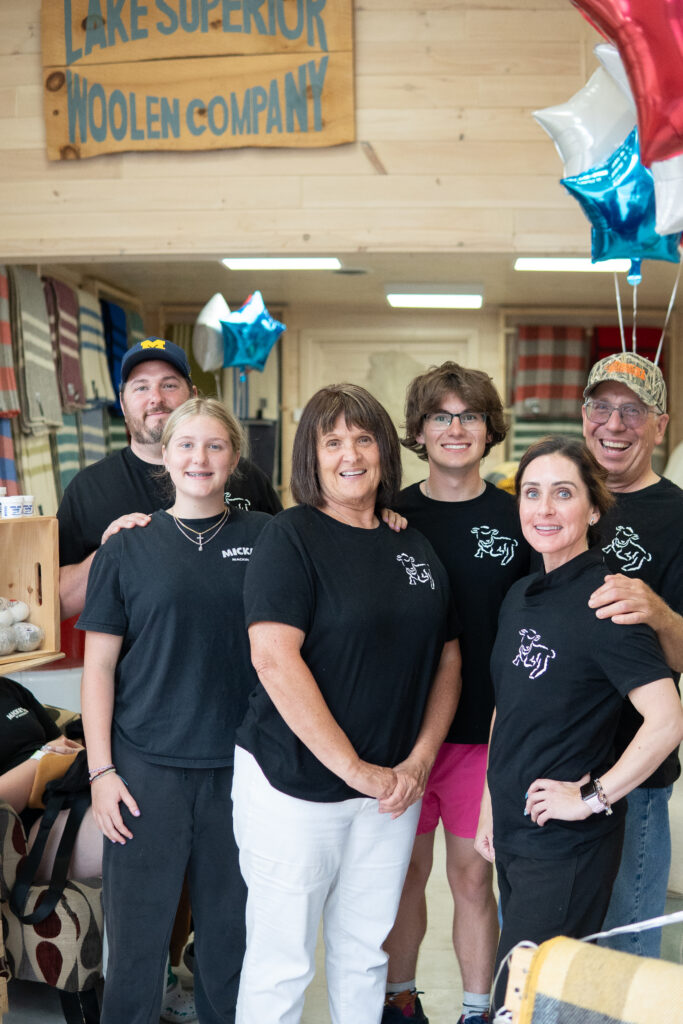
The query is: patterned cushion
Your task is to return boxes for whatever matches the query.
[0,798,103,993]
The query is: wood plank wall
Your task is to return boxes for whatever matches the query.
[0,0,597,260]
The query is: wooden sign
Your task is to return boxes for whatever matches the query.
[41,0,354,159]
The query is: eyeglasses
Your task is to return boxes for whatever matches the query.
[584,398,657,429]
[423,411,487,430]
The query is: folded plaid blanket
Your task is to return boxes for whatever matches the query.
[0,267,19,417]
[43,277,86,413]
[513,325,589,421]
[8,266,62,433]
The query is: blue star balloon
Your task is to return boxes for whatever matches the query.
[220,291,285,373]
[561,128,680,267]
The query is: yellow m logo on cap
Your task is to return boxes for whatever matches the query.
[141,340,166,350]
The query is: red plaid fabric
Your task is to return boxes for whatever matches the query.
[513,325,590,420]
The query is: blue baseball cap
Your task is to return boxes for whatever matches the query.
[120,338,192,385]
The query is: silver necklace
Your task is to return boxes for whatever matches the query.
[170,507,229,551]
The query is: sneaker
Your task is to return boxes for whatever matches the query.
[457,1013,490,1024]
[160,979,198,1023]
[382,989,429,1022]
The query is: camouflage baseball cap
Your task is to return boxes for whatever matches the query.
[583,352,667,412]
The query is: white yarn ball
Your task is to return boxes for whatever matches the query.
[9,600,29,622]
[0,625,17,655]
[13,622,44,652]
[0,609,14,627]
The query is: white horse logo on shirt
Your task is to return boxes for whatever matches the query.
[602,525,652,573]
[396,553,435,590]
[512,628,556,679]
[471,526,518,566]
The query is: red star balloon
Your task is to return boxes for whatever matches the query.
[571,0,683,166]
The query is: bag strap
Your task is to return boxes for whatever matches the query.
[9,791,91,924]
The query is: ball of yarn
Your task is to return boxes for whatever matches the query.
[13,622,44,653]
[9,600,29,622]
[0,625,17,655]
[0,609,14,627]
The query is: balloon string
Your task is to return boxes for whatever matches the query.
[613,272,626,352]
[631,280,638,352]
[654,259,682,367]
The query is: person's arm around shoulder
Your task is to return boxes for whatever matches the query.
[248,621,398,800]
[81,630,140,843]
[589,574,683,673]
[379,637,462,818]
[526,676,683,826]
[59,513,153,620]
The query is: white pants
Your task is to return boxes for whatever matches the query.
[232,746,420,1024]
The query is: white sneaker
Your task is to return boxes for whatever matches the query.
[160,980,198,1023]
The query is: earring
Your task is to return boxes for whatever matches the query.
[589,516,596,526]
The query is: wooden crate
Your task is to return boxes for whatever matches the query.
[0,517,63,674]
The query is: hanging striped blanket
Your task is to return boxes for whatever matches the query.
[79,407,107,467]
[0,419,21,495]
[0,267,20,418]
[101,299,128,413]
[513,325,589,420]
[43,277,86,412]
[510,419,585,461]
[12,420,59,516]
[105,409,129,454]
[52,413,82,499]
[77,289,116,406]
[8,266,63,433]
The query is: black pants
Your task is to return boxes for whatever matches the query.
[493,822,624,1012]
[101,742,246,1024]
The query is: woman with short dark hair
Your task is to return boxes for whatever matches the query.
[233,383,462,1024]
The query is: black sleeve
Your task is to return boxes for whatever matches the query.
[76,541,127,636]
[1,678,61,744]
[244,517,314,633]
[594,619,673,697]
[57,479,94,566]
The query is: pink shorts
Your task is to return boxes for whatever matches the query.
[417,742,488,839]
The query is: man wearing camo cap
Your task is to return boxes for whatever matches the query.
[582,351,683,957]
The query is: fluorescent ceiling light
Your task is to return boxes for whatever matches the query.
[385,285,483,309]
[222,257,341,270]
[514,257,631,273]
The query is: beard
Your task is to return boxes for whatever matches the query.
[125,408,172,446]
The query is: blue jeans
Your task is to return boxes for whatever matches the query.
[598,785,673,957]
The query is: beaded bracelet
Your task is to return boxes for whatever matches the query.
[89,767,117,785]
[593,777,613,816]
[88,763,115,780]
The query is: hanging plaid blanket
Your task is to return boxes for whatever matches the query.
[513,325,589,420]
[79,407,107,467]
[101,299,128,413]
[77,290,116,406]
[0,267,20,418]
[43,277,86,413]
[8,266,63,434]
[0,419,21,495]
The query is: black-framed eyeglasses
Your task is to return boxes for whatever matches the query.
[584,398,657,429]
[423,411,487,430]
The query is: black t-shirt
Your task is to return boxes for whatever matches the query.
[395,481,530,744]
[58,447,281,567]
[238,505,461,802]
[489,549,672,859]
[0,678,61,774]
[600,477,683,788]
[77,508,270,767]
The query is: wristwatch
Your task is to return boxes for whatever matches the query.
[580,777,612,815]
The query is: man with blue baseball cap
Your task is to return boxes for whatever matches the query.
[58,337,281,618]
